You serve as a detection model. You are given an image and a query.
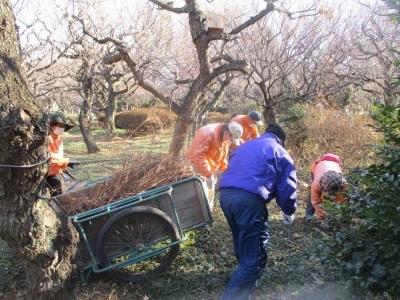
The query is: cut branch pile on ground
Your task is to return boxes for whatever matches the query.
[53,154,195,215]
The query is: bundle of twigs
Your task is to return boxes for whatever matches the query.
[54,154,196,215]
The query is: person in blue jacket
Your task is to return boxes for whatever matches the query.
[218,123,298,300]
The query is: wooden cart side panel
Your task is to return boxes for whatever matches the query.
[77,215,110,266]
[158,180,211,230]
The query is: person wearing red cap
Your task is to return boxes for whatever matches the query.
[185,122,243,211]
[230,110,264,148]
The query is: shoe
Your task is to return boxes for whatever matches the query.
[305,215,317,224]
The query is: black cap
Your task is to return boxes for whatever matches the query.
[49,113,74,132]
[248,110,264,126]
[265,123,286,146]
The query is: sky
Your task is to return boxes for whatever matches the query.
[11,0,383,50]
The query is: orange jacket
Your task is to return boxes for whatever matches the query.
[48,133,69,176]
[185,123,229,178]
[310,158,345,220]
[230,115,259,142]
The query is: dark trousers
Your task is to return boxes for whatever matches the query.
[219,188,269,300]
[306,172,315,216]
[45,175,62,197]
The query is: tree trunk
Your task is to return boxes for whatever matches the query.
[0,1,79,298]
[79,103,100,154]
[169,116,192,157]
[264,106,276,124]
[78,60,100,153]
[105,93,117,139]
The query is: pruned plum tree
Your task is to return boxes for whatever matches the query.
[0,0,79,298]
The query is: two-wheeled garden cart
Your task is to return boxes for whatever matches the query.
[51,176,213,285]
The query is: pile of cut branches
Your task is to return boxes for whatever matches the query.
[54,154,195,215]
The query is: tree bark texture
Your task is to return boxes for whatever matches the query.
[79,103,100,154]
[0,1,79,298]
[78,70,100,154]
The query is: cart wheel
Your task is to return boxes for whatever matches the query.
[96,206,180,283]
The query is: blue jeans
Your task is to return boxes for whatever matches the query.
[219,188,269,300]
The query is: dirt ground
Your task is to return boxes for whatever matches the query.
[0,224,379,300]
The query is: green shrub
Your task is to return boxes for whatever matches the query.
[315,105,400,298]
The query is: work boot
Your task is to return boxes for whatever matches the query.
[305,215,317,224]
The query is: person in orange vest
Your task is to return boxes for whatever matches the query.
[185,122,243,211]
[230,110,264,148]
[306,153,347,223]
[46,113,79,197]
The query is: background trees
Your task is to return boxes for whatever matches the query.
[12,0,400,155]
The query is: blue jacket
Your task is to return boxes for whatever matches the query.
[219,133,297,215]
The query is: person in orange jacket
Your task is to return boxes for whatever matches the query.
[230,110,264,148]
[306,153,347,222]
[185,122,243,210]
[46,113,79,197]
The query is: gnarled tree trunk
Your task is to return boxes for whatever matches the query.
[0,1,79,298]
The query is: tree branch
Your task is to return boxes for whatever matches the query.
[147,0,190,13]
[229,2,276,35]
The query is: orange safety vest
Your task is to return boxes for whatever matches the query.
[185,123,229,178]
[48,134,69,176]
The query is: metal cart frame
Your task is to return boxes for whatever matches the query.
[52,176,213,284]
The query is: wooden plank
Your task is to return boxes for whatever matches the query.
[205,11,225,35]
[164,180,211,229]
[76,215,110,265]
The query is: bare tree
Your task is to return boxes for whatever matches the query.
[190,73,235,137]
[233,4,345,122]
[74,0,314,156]
[0,1,79,298]
[349,13,400,105]
[75,55,101,153]
[95,65,134,139]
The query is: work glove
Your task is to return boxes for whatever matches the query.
[205,175,214,189]
[282,212,294,225]
[67,161,81,169]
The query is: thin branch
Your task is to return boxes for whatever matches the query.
[147,0,190,13]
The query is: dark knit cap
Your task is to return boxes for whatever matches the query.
[265,123,286,146]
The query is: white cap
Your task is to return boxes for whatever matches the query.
[228,122,243,146]
[254,119,264,126]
